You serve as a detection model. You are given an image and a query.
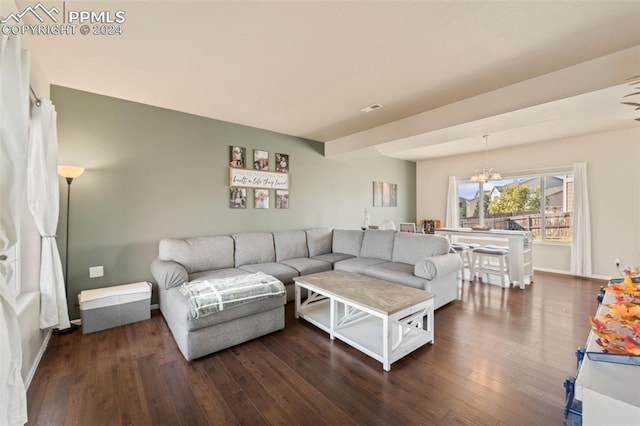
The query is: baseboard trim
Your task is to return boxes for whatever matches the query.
[24,328,51,390]
[151,303,159,310]
[533,267,610,281]
[534,267,571,275]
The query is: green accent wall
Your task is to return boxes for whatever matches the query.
[52,86,416,318]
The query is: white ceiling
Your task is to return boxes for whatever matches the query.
[18,0,640,160]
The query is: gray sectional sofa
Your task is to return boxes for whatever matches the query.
[150,228,461,360]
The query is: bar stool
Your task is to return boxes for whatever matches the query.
[471,246,510,288]
[451,242,479,281]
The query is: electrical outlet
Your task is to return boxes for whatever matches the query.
[89,266,104,278]
[615,258,622,268]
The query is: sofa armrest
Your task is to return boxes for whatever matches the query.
[151,258,188,289]
[414,253,462,280]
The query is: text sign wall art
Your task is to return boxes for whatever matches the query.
[229,168,289,190]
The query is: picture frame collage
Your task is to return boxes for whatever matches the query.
[229,146,289,209]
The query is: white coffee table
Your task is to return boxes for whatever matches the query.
[294,270,435,371]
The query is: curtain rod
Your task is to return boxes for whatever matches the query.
[30,86,41,107]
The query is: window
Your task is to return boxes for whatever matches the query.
[457,172,574,242]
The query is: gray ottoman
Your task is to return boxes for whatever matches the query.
[158,275,286,361]
[79,282,152,334]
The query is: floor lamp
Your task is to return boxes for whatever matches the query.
[54,165,85,335]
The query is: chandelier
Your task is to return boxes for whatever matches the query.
[470,135,501,182]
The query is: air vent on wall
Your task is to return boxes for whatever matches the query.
[360,103,382,113]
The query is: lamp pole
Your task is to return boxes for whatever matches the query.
[54,166,85,335]
[63,176,73,299]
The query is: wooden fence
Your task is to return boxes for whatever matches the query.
[460,211,572,241]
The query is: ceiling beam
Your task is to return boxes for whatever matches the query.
[324,45,640,158]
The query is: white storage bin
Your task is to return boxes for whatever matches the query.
[79,281,152,334]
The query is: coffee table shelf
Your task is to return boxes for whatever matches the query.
[294,271,434,371]
[296,296,332,332]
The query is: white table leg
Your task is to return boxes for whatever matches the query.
[329,297,336,340]
[383,316,391,371]
[508,236,524,287]
[294,283,301,319]
[425,302,434,344]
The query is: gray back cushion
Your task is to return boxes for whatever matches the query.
[233,232,275,266]
[392,233,450,265]
[273,230,309,261]
[159,236,235,274]
[332,229,364,256]
[305,228,333,257]
[360,230,396,260]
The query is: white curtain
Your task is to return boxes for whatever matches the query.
[571,162,592,276]
[445,176,458,228]
[28,100,70,330]
[0,34,29,426]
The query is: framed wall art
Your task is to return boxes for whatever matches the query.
[229,188,247,209]
[383,182,397,207]
[254,189,269,209]
[275,190,289,209]
[230,168,289,189]
[373,181,383,207]
[229,146,246,168]
[253,149,269,170]
[275,153,289,173]
[373,181,397,207]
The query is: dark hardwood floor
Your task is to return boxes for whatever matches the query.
[26,272,603,425]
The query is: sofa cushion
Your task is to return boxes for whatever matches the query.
[311,252,355,265]
[273,230,309,262]
[360,230,396,261]
[334,257,387,275]
[188,268,248,282]
[332,229,364,256]
[279,258,332,276]
[392,233,450,265]
[159,236,235,274]
[161,285,285,333]
[238,262,299,284]
[233,233,275,266]
[305,228,333,257]
[365,262,427,290]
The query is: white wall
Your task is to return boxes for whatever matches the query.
[417,127,640,278]
[53,86,416,319]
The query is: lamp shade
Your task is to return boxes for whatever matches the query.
[58,165,85,179]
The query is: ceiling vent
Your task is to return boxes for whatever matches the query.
[360,103,382,113]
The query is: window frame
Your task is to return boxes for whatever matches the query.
[457,168,574,243]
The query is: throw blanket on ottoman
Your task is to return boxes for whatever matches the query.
[180,272,286,319]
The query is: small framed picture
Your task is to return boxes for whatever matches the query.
[275,190,289,209]
[254,189,269,209]
[253,150,269,170]
[373,181,383,207]
[229,188,246,209]
[229,146,246,168]
[275,153,289,173]
[384,182,397,207]
[399,223,416,233]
